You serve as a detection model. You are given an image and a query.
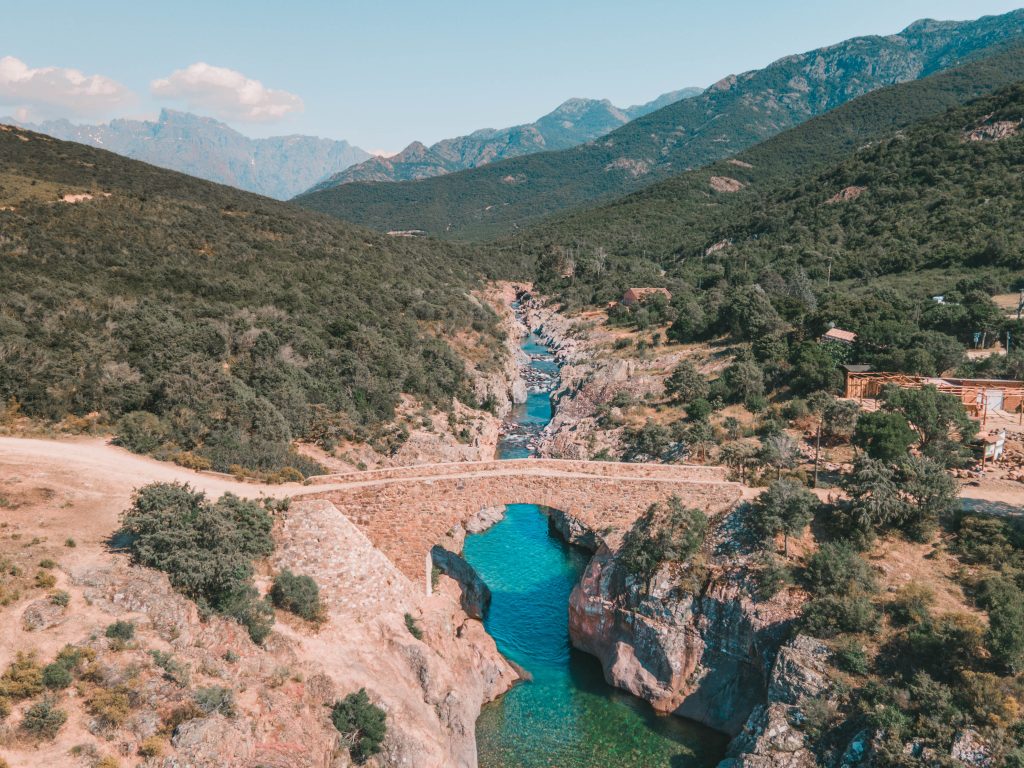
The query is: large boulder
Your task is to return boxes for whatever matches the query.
[21,598,67,631]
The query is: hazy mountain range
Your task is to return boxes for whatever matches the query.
[5,110,372,200]
[311,88,702,188]
[7,89,699,200]
[294,8,1024,238]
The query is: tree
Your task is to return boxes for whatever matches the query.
[722,285,785,340]
[792,342,845,394]
[821,398,860,444]
[331,689,387,764]
[839,458,905,546]
[758,433,801,480]
[881,384,978,466]
[684,420,715,462]
[853,411,916,461]
[897,455,958,540]
[723,360,765,405]
[749,479,818,555]
[664,361,709,404]
[621,419,675,463]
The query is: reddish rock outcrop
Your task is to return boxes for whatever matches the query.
[567,506,804,738]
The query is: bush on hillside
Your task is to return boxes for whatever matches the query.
[332,688,387,764]
[20,698,66,739]
[748,479,818,555]
[270,570,324,622]
[117,482,275,643]
[620,496,707,584]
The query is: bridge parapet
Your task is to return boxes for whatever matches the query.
[307,458,729,485]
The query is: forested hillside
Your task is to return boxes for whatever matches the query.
[294,10,1024,239]
[553,82,1024,404]
[524,44,1024,305]
[0,126,512,477]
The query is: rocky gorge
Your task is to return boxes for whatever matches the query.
[513,291,833,767]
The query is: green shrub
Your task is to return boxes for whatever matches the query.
[404,613,423,640]
[686,398,712,422]
[887,582,935,626]
[802,593,879,638]
[752,553,794,600]
[64,538,76,548]
[117,482,275,643]
[20,698,67,739]
[979,576,1024,673]
[105,620,135,642]
[832,637,869,675]
[620,496,707,583]
[195,686,236,717]
[804,541,876,596]
[49,590,70,607]
[332,688,386,764]
[41,662,72,690]
[149,650,191,686]
[270,570,324,622]
[38,559,56,569]
[113,411,169,455]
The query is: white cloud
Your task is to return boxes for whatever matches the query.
[0,56,134,119]
[151,63,303,123]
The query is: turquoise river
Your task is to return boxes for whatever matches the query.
[465,331,728,768]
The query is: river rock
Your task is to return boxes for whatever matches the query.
[466,505,506,534]
[548,508,599,551]
[430,545,492,619]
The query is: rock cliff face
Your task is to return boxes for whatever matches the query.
[568,543,795,735]
[275,499,519,768]
[555,495,823,768]
[718,635,831,768]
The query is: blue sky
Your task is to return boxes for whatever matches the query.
[2,0,1022,152]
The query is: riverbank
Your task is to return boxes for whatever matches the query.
[462,293,730,767]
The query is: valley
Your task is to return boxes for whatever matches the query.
[3,6,1024,768]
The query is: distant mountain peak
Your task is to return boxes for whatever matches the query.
[305,88,700,191]
[9,111,370,199]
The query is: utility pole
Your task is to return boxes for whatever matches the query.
[812,417,823,489]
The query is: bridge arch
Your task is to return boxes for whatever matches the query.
[307,460,743,584]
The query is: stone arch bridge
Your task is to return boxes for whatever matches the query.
[306,459,743,583]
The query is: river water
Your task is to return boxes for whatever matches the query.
[465,330,727,768]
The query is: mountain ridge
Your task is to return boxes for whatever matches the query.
[309,88,701,188]
[294,9,1024,239]
[6,109,371,199]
